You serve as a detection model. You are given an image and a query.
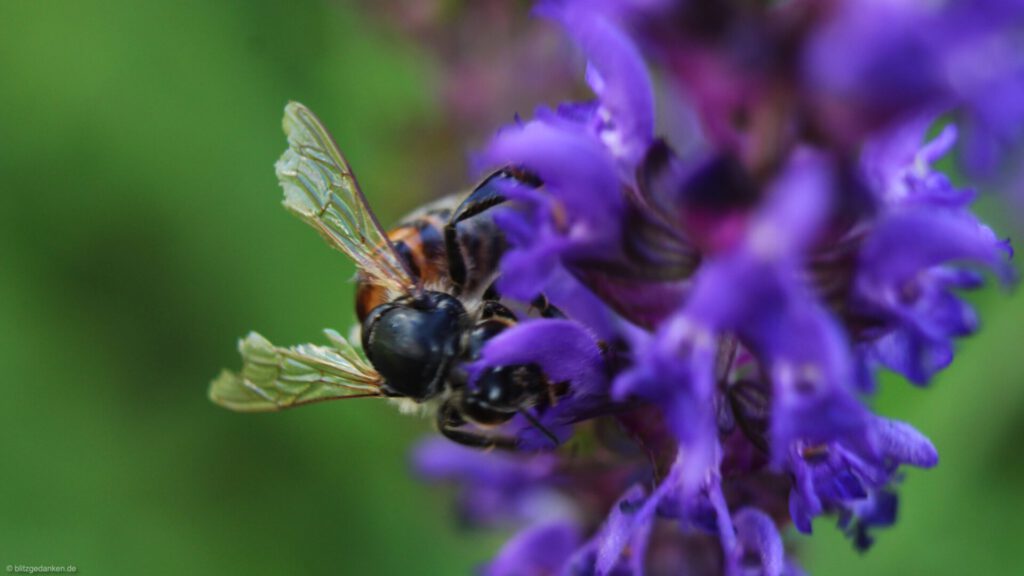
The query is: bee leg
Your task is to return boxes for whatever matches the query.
[444,195,506,295]
[436,399,519,450]
[445,168,542,295]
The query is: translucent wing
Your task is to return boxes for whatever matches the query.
[210,330,382,412]
[276,101,416,293]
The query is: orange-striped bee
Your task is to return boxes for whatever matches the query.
[210,102,564,449]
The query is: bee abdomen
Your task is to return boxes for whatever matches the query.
[356,209,451,321]
[450,213,506,294]
[355,192,509,321]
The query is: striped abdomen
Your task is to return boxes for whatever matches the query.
[356,193,506,322]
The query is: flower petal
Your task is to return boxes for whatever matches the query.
[872,417,939,469]
[469,319,607,396]
[733,508,785,576]
[485,520,582,576]
[542,3,655,169]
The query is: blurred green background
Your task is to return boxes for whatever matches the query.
[0,1,1021,574]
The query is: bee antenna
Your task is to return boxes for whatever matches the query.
[518,408,559,448]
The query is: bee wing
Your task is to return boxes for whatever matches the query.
[276,101,416,293]
[210,330,383,412]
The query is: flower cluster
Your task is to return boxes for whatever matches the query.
[413,1,1019,574]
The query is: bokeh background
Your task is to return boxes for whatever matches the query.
[1,1,1021,574]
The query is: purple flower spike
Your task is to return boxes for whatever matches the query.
[394,2,1019,573]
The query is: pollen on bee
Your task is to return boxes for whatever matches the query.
[388,396,442,418]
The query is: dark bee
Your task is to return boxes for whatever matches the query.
[210,102,565,449]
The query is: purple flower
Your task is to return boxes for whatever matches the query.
[786,416,937,544]
[405,1,1018,574]
[412,438,565,525]
[806,0,1024,178]
[486,521,583,576]
[854,113,1013,385]
[732,508,784,576]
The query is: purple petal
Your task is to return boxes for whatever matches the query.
[869,330,953,386]
[863,113,976,208]
[412,437,555,488]
[708,479,736,556]
[595,484,648,575]
[753,149,835,258]
[412,438,564,524]
[495,238,566,301]
[593,446,721,575]
[871,417,939,468]
[733,508,785,576]
[469,319,607,396]
[861,111,940,191]
[761,303,867,453]
[541,3,655,169]
[859,209,1012,288]
[482,120,624,239]
[804,0,949,139]
[485,520,582,576]
[482,121,627,302]
[541,266,621,340]
[612,317,718,483]
[788,490,813,535]
[679,150,836,331]
[491,188,571,301]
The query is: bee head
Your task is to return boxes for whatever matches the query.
[460,364,544,426]
[362,291,467,400]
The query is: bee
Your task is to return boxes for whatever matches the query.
[210,102,567,449]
